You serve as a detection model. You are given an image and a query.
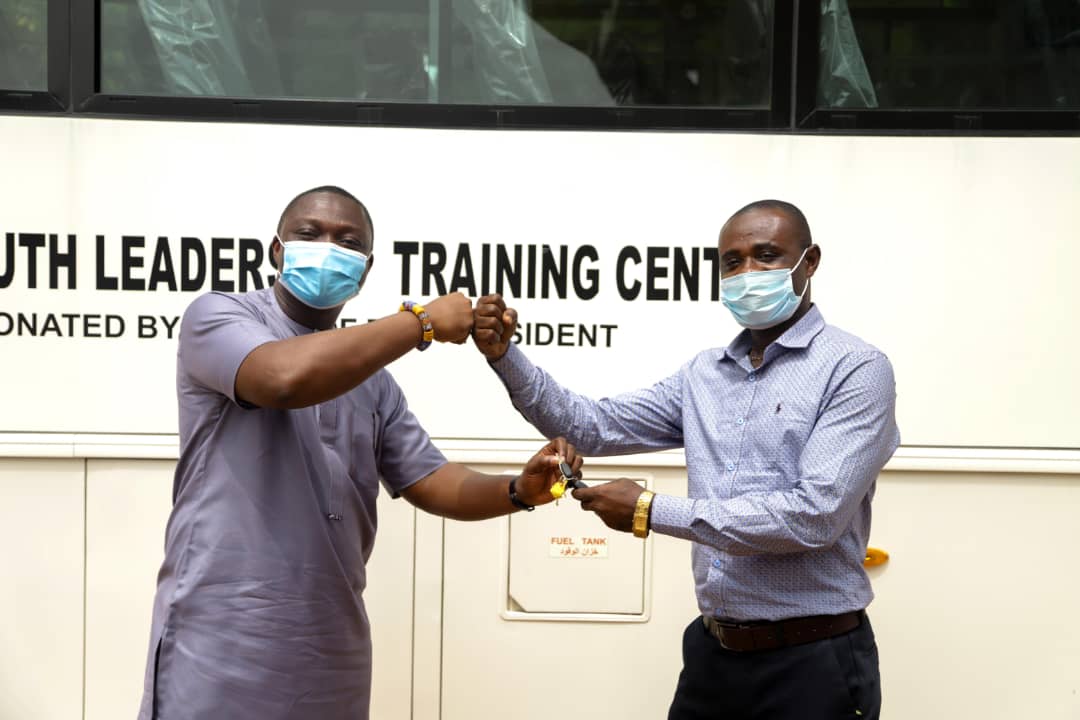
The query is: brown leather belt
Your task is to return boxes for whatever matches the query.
[702,610,863,652]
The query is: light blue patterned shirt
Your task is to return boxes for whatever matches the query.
[490,305,899,622]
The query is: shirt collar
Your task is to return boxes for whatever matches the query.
[263,286,317,336]
[720,305,825,363]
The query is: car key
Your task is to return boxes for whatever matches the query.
[559,460,587,490]
[550,460,585,501]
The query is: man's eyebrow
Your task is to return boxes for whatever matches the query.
[721,241,780,258]
[751,240,784,250]
[282,216,318,228]
[288,216,366,233]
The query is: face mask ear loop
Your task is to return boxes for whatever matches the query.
[273,236,285,277]
[787,246,811,276]
[788,245,812,298]
[270,239,282,278]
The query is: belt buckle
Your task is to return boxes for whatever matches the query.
[710,617,783,652]
[709,618,750,651]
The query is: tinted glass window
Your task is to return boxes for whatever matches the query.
[99,0,776,108]
[101,0,167,94]
[826,0,1080,109]
[101,0,434,100]
[448,1,774,106]
[0,0,47,91]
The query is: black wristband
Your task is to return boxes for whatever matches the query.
[508,476,534,512]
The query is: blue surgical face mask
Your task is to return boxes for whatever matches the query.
[277,240,369,309]
[720,247,811,330]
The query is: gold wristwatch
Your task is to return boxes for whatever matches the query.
[632,490,655,539]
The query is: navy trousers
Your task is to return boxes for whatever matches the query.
[667,613,881,720]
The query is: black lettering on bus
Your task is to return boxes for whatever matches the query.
[572,245,599,300]
[121,236,146,291]
[616,246,641,301]
[495,244,522,298]
[0,234,13,289]
[526,245,537,298]
[18,312,37,335]
[238,238,264,291]
[421,243,447,296]
[480,244,491,296]
[540,245,568,299]
[40,313,61,337]
[449,243,477,296]
[149,237,177,291]
[394,241,419,295]
[96,235,119,290]
[703,247,721,301]
[211,237,235,292]
[50,234,77,290]
[20,233,45,289]
[673,247,699,301]
[181,237,206,291]
[646,246,670,301]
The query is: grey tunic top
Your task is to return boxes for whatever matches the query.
[138,287,446,720]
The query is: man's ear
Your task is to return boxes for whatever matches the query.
[804,244,821,279]
[358,253,374,290]
[269,236,282,270]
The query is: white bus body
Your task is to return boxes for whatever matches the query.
[2,114,1080,719]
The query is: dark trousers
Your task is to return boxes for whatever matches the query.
[667,613,881,720]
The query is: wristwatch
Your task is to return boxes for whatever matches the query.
[632,490,655,538]
[508,476,534,511]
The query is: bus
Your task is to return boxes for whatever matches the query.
[2,2,1079,718]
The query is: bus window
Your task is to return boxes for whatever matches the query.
[103,0,433,100]
[827,0,1080,109]
[0,0,47,91]
[447,0,615,105]
[448,0,775,107]
[101,0,167,95]
[819,0,878,108]
[97,0,781,109]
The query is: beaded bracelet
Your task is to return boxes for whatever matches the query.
[400,301,434,351]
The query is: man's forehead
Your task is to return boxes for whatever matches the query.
[720,209,795,248]
[285,192,367,227]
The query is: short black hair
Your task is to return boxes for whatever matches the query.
[730,199,812,248]
[277,185,374,236]
[271,185,374,268]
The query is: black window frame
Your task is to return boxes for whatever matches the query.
[0,0,1076,135]
[792,0,1080,135]
[71,0,794,131]
[0,0,69,112]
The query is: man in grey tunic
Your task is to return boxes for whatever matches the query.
[138,185,580,720]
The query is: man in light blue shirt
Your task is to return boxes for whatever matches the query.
[473,199,899,720]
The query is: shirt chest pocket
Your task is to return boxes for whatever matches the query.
[737,411,813,493]
[318,399,380,520]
